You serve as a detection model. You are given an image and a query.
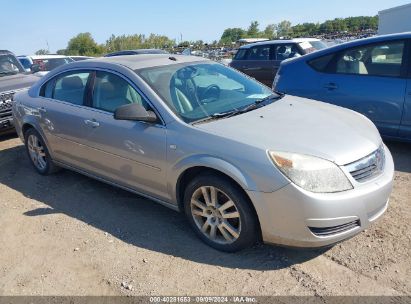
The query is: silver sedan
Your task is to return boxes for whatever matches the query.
[12,54,394,252]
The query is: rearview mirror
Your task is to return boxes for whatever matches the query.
[114,103,157,123]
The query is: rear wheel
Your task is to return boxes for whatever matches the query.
[24,128,59,175]
[184,174,259,252]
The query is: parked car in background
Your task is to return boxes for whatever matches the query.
[229,38,327,86]
[13,55,393,252]
[69,56,94,61]
[104,49,168,57]
[273,32,411,142]
[0,50,38,133]
[17,55,34,72]
[28,55,74,76]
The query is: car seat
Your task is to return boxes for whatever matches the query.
[54,76,85,105]
[154,72,193,114]
[337,50,368,74]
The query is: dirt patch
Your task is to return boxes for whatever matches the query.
[0,135,409,296]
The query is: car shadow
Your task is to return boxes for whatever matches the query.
[0,144,329,270]
[0,131,17,142]
[385,140,411,174]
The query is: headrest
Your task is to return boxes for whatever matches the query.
[61,76,83,90]
[278,46,286,53]
[98,81,116,99]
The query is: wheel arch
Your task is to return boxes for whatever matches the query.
[175,164,262,242]
[171,156,262,237]
[21,119,54,159]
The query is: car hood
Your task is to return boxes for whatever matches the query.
[195,95,382,165]
[0,73,38,93]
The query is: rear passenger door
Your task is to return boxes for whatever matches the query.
[318,40,408,137]
[38,70,95,167]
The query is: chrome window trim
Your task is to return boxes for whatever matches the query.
[37,67,166,126]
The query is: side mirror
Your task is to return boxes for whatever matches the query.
[31,64,40,73]
[114,103,157,123]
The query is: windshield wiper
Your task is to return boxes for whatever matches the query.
[212,93,283,119]
[192,93,283,125]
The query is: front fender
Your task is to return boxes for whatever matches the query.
[168,154,259,204]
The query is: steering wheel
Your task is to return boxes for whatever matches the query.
[201,84,221,102]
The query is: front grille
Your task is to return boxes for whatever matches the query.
[0,91,15,120]
[309,220,360,237]
[345,145,385,182]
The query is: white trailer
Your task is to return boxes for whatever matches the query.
[378,3,411,35]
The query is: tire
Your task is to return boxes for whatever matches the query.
[183,173,259,252]
[24,128,59,175]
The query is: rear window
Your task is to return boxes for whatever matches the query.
[299,40,327,54]
[234,49,247,60]
[33,58,74,72]
[307,54,334,72]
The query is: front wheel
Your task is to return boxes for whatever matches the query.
[184,174,259,252]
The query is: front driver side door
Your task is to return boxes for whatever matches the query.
[81,70,168,201]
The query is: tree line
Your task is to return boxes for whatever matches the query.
[35,16,378,56]
[220,16,378,44]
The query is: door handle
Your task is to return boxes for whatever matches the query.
[243,67,261,71]
[84,119,100,128]
[324,83,338,90]
[37,107,47,113]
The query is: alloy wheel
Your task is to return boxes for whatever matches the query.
[27,134,47,171]
[190,186,241,244]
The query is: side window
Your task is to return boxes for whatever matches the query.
[92,71,148,113]
[247,45,271,60]
[234,49,247,60]
[40,79,55,98]
[53,71,90,105]
[307,54,334,72]
[274,44,301,60]
[335,41,404,77]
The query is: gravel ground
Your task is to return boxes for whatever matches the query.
[0,134,409,296]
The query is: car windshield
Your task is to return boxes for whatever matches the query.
[33,57,74,71]
[298,40,328,54]
[0,54,24,76]
[137,62,276,123]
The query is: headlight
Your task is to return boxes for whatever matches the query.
[268,151,353,193]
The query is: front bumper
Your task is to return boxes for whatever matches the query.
[0,116,14,132]
[248,145,394,248]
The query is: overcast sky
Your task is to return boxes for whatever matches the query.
[1,0,410,54]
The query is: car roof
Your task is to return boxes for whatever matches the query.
[0,50,13,55]
[29,55,71,59]
[240,38,321,49]
[288,32,411,62]
[105,49,168,56]
[62,54,209,70]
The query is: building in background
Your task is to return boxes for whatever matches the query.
[378,3,411,35]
